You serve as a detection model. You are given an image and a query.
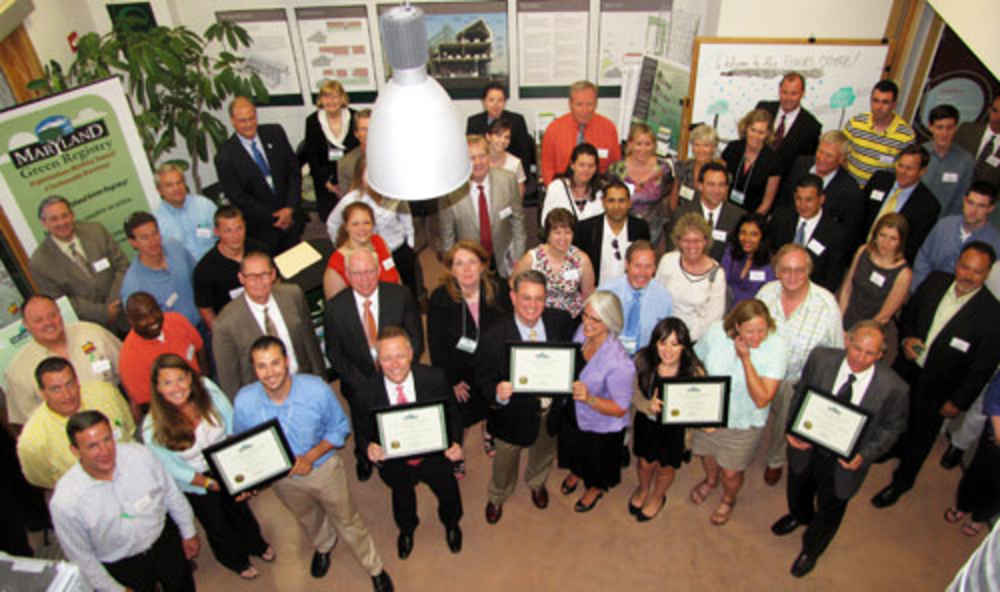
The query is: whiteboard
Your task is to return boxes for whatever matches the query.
[689,39,891,145]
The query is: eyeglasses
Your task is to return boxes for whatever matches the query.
[611,238,622,261]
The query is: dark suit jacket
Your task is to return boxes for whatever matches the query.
[303,109,359,208]
[755,101,822,177]
[323,282,423,399]
[211,283,324,398]
[214,124,305,253]
[355,364,463,457]
[859,171,941,263]
[767,208,848,293]
[667,199,747,262]
[956,121,1000,193]
[893,271,1000,411]
[466,110,536,173]
[777,157,865,241]
[572,215,650,285]
[788,347,909,499]
[475,309,574,446]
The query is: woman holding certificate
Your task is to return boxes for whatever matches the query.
[428,240,512,474]
[689,299,787,525]
[630,317,705,521]
[143,354,273,580]
[557,291,635,512]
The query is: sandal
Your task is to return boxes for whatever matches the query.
[453,460,466,480]
[483,433,496,457]
[944,508,967,524]
[961,521,986,537]
[239,566,259,580]
[710,497,736,526]
[689,479,717,506]
[259,546,276,561]
[561,475,580,495]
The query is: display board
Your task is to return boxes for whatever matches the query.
[295,6,378,95]
[217,9,304,105]
[686,38,892,154]
[517,0,589,97]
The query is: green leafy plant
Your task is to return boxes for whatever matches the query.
[28,19,269,192]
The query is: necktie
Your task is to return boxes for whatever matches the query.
[772,113,786,149]
[836,373,857,402]
[576,123,585,145]
[477,184,493,254]
[395,383,407,405]
[978,135,997,163]
[624,289,641,339]
[67,242,93,278]
[707,211,715,228]
[263,305,278,336]
[364,299,377,346]
[250,140,271,177]
[528,328,538,341]
[794,220,806,245]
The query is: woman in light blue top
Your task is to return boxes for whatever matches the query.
[143,353,273,579]
[689,299,787,526]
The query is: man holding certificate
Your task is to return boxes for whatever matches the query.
[233,336,393,591]
[358,326,465,559]
[476,270,575,524]
[772,321,909,577]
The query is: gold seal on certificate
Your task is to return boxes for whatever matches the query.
[658,377,730,427]
[202,419,295,496]
[376,401,449,460]
[790,388,872,459]
[508,342,578,395]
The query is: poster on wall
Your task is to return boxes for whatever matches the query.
[379,2,509,99]
[518,0,588,94]
[626,55,689,156]
[217,9,303,103]
[295,6,377,95]
[0,77,158,256]
[598,0,671,86]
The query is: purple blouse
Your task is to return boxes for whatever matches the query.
[720,245,775,309]
[573,328,636,433]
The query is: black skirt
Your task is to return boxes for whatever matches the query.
[558,415,626,491]
[633,411,686,469]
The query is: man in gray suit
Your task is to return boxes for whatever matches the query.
[770,321,909,578]
[28,196,130,334]
[666,162,746,261]
[956,96,1000,226]
[439,135,525,278]
[211,250,324,398]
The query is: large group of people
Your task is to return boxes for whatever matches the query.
[4,69,1000,592]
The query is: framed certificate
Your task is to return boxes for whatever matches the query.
[203,419,295,496]
[375,400,450,461]
[508,342,578,396]
[789,387,873,460]
[658,376,730,427]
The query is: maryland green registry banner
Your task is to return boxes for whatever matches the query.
[0,76,158,256]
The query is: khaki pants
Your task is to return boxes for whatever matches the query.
[488,411,557,505]
[273,453,383,576]
[766,380,797,469]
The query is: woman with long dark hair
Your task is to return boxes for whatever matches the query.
[721,213,775,311]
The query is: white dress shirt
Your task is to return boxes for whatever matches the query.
[808,165,838,189]
[797,210,823,246]
[599,217,628,283]
[385,372,417,405]
[775,106,801,135]
[244,293,299,373]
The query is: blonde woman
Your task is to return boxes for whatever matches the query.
[721,109,782,214]
[608,123,674,244]
[304,80,358,222]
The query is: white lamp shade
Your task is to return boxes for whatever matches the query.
[366,72,471,201]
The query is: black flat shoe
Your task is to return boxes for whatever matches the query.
[561,476,579,495]
[397,532,413,559]
[636,496,666,522]
[574,491,604,513]
[372,570,394,592]
[628,501,643,516]
[446,527,462,553]
[310,550,331,578]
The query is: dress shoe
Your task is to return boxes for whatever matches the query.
[397,533,414,559]
[372,570,394,592]
[790,552,817,578]
[356,459,373,482]
[531,486,549,509]
[446,526,462,553]
[485,502,502,524]
[763,466,783,486]
[309,550,331,578]
[871,484,904,509]
[940,445,964,470]
[771,514,802,536]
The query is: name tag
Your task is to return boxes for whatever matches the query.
[749,270,766,281]
[597,148,609,159]
[942,172,959,183]
[711,229,727,242]
[729,189,746,205]
[869,271,885,287]
[879,154,895,164]
[131,493,154,514]
[806,238,826,255]
[328,147,344,161]
[950,337,970,353]
[165,292,179,308]
[196,227,212,238]
[870,189,885,202]
[499,206,513,220]
[987,155,1000,168]
[456,336,478,353]
[562,268,580,281]
[112,424,123,441]
[229,287,245,300]
[679,185,695,201]
[265,174,274,188]
[92,257,110,272]
[186,344,196,360]
[624,181,636,196]
[382,257,395,271]
[91,358,111,374]
[618,336,637,355]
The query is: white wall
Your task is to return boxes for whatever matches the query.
[716,0,893,38]
[927,0,1000,76]
[23,0,98,69]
